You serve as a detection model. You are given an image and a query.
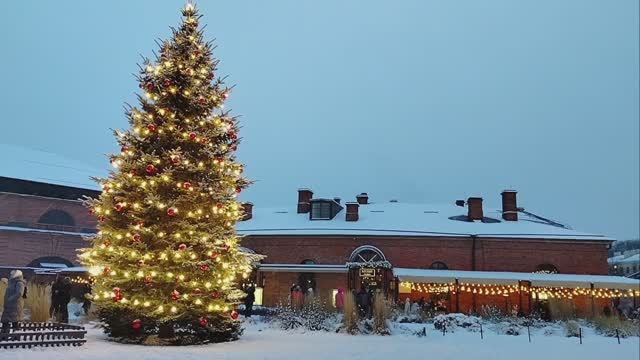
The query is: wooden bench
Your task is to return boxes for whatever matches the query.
[0,322,87,349]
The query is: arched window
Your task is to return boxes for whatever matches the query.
[429,261,448,270]
[534,263,558,274]
[27,256,74,269]
[38,209,75,226]
[349,245,386,263]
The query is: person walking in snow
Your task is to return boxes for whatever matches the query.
[335,288,345,311]
[244,286,255,317]
[1,270,26,333]
[51,276,72,323]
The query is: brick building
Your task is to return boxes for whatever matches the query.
[0,144,637,315]
[237,189,639,315]
[0,176,99,276]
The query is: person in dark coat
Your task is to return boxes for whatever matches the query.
[1,270,26,333]
[244,286,255,317]
[51,276,72,323]
[356,287,370,318]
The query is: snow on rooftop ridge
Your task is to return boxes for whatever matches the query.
[0,143,106,190]
[236,201,612,241]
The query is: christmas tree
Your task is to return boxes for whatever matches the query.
[81,4,259,345]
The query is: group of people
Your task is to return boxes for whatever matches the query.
[332,287,377,318]
[403,296,447,315]
[289,284,316,309]
[1,270,80,333]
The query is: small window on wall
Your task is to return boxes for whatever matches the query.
[429,261,448,270]
[534,263,558,274]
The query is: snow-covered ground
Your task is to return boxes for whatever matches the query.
[4,316,639,360]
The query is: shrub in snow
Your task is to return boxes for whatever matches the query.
[548,299,576,321]
[563,320,581,337]
[433,313,481,333]
[479,305,504,322]
[274,298,333,332]
[592,316,639,338]
[491,321,522,336]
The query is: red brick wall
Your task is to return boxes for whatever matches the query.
[241,235,610,275]
[259,271,347,307]
[0,192,96,231]
[0,192,94,267]
[0,230,86,267]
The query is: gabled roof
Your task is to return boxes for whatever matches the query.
[236,201,612,241]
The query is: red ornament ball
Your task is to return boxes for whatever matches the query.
[145,164,157,175]
[199,317,208,327]
[183,182,192,190]
[163,79,172,87]
[230,310,239,320]
[221,92,230,100]
[167,208,177,217]
[115,203,125,212]
[189,132,197,140]
[131,319,142,331]
[199,264,209,272]
[235,186,242,194]
[171,290,180,301]
[102,267,111,276]
[209,252,218,259]
[178,243,187,251]
[147,124,157,132]
[132,233,142,242]
[210,291,220,299]
[170,155,181,165]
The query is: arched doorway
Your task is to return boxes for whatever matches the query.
[347,245,393,295]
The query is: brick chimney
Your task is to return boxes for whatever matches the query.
[346,202,359,221]
[501,190,518,221]
[241,202,253,221]
[356,193,369,205]
[297,188,313,214]
[467,197,483,221]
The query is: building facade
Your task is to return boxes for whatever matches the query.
[0,176,99,276]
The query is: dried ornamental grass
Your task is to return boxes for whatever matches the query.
[372,292,392,335]
[24,282,52,322]
[342,291,359,334]
[0,279,7,310]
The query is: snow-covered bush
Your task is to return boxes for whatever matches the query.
[491,320,522,336]
[273,298,334,332]
[563,320,581,337]
[479,305,504,322]
[592,316,639,338]
[433,313,481,333]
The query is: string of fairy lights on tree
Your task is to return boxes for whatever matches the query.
[80,3,263,343]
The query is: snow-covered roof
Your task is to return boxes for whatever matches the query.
[237,201,612,241]
[612,254,640,265]
[0,225,94,237]
[0,143,105,190]
[394,268,640,290]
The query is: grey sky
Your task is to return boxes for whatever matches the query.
[1,0,638,240]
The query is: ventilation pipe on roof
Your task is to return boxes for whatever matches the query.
[297,188,313,214]
[346,202,359,221]
[241,202,253,221]
[501,190,518,221]
[356,193,369,205]
[467,197,483,221]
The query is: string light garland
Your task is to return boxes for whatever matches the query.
[400,281,640,299]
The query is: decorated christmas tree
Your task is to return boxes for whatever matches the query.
[80,3,259,345]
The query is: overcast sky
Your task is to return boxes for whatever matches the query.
[1,0,638,240]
